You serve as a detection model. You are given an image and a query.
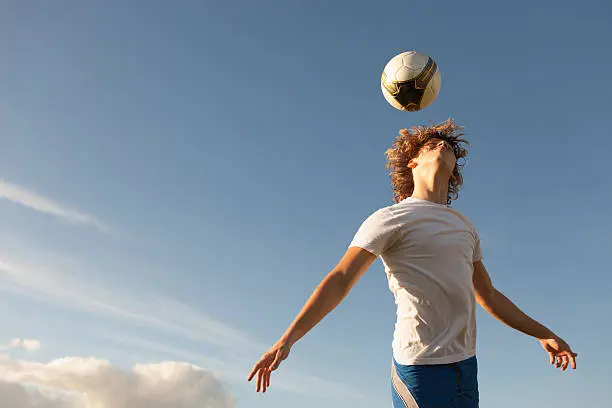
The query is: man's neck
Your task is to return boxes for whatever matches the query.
[411,172,450,205]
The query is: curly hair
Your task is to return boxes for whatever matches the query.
[385,118,469,206]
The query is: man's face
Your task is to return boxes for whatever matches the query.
[414,138,457,173]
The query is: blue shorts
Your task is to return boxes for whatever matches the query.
[391,356,479,408]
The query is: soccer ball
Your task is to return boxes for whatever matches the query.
[381,51,441,112]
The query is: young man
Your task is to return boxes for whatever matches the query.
[247,119,577,407]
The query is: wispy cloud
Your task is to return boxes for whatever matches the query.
[0,254,264,353]
[0,179,111,234]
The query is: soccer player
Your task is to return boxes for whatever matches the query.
[247,119,577,407]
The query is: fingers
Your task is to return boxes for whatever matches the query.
[248,358,267,382]
[247,353,277,393]
[247,363,260,382]
[247,355,269,392]
[260,368,267,393]
[257,368,272,393]
[257,367,264,392]
[264,368,271,392]
[548,352,555,366]
[261,354,279,392]
[542,337,578,371]
[562,350,577,370]
[561,355,569,370]
[248,344,291,393]
[558,343,578,371]
[549,350,577,371]
[569,352,577,369]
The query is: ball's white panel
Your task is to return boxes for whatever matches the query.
[401,51,429,72]
[383,55,405,80]
[395,65,417,81]
[381,81,406,110]
[419,67,441,109]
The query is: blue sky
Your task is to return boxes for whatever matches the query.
[0,1,610,407]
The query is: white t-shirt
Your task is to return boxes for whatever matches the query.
[350,197,483,365]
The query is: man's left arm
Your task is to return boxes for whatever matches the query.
[472,260,578,371]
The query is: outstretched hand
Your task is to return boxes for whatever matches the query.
[539,335,577,371]
[247,340,292,393]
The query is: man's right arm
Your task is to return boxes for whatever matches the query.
[247,246,376,392]
[280,246,377,347]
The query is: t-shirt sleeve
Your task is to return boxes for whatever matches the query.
[473,230,484,263]
[349,207,400,256]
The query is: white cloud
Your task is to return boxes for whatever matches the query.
[9,338,41,351]
[0,354,235,408]
[0,179,111,234]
